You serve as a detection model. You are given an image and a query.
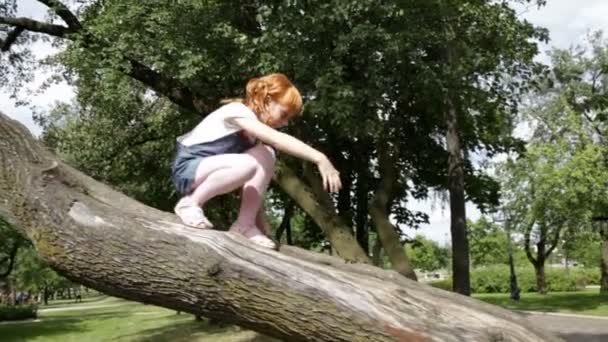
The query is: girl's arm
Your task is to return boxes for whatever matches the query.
[231,117,342,193]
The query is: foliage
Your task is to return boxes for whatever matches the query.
[497,31,608,294]
[561,228,602,268]
[0,305,37,321]
[0,220,28,279]
[430,266,601,293]
[468,217,509,267]
[405,235,449,272]
[10,246,71,298]
[1,1,550,253]
[475,289,608,317]
[0,297,279,341]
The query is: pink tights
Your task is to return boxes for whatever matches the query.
[185,143,275,236]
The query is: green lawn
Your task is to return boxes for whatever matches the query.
[0,297,278,342]
[3,291,606,341]
[474,289,608,317]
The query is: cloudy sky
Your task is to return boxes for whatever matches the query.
[2,0,608,244]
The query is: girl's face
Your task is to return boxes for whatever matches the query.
[266,100,292,128]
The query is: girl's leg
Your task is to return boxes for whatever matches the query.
[175,153,258,228]
[229,144,277,248]
[189,154,258,205]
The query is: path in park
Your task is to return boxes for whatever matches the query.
[38,303,127,313]
[522,311,608,342]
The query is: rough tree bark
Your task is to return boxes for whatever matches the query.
[0,112,563,341]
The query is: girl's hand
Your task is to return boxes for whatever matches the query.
[316,156,342,193]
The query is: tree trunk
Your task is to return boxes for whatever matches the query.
[535,238,548,295]
[43,286,49,306]
[370,149,417,280]
[505,221,520,301]
[275,201,294,245]
[0,112,564,341]
[524,220,562,295]
[443,94,471,296]
[355,170,369,255]
[533,262,547,295]
[600,222,608,293]
[276,164,370,263]
[372,238,383,267]
[439,0,471,295]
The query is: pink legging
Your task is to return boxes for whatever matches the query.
[188,143,275,229]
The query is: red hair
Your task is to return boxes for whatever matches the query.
[243,73,303,124]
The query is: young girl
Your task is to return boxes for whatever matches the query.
[171,73,342,249]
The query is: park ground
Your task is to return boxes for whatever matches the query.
[0,290,606,341]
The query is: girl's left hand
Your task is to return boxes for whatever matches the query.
[317,157,342,193]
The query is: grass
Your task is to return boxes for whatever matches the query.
[0,297,278,342]
[2,291,605,341]
[474,289,608,317]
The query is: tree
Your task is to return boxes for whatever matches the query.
[406,235,449,272]
[468,217,509,267]
[12,246,69,305]
[0,219,26,280]
[500,32,608,294]
[1,1,550,285]
[0,111,562,341]
[561,227,601,269]
[426,0,547,294]
[531,32,608,292]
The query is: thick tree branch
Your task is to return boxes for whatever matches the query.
[545,224,562,258]
[36,0,82,30]
[0,14,211,113]
[0,16,72,36]
[0,111,562,341]
[0,26,25,51]
[370,147,417,280]
[523,219,538,266]
[274,163,370,263]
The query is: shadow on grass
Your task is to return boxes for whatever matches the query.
[117,318,280,342]
[476,291,608,314]
[559,332,608,342]
[0,318,86,341]
[0,310,134,342]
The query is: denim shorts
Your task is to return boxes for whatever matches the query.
[171,131,256,195]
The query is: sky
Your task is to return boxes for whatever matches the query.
[2,0,608,244]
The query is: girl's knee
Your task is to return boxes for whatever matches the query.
[248,143,276,165]
[258,144,277,164]
[239,155,259,178]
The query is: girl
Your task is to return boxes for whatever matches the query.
[171,73,341,249]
